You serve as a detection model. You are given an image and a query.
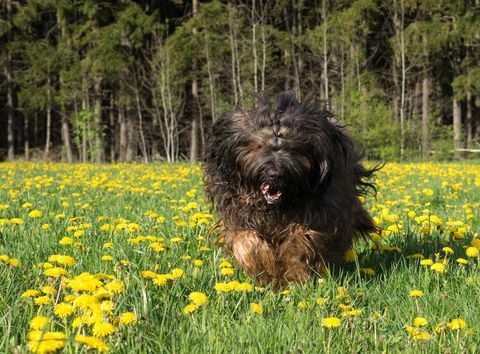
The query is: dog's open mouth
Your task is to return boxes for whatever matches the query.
[260,183,282,204]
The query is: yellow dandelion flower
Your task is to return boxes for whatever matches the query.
[220,267,234,276]
[119,312,137,325]
[420,259,433,266]
[188,292,208,306]
[409,290,424,297]
[92,322,116,337]
[105,280,124,294]
[442,247,454,254]
[413,317,428,327]
[193,259,203,267]
[170,268,185,279]
[465,247,479,258]
[250,303,263,315]
[28,210,42,218]
[75,335,109,352]
[447,318,467,330]
[30,316,51,330]
[22,289,40,298]
[28,331,66,353]
[457,258,469,265]
[34,296,51,305]
[430,262,445,273]
[322,317,341,328]
[54,303,74,318]
[343,249,357,262]
[183,304,198,315]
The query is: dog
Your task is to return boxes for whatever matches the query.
[203,92,379,288]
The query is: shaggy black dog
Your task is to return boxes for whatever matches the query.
[203,92,378,288]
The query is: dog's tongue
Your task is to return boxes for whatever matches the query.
[260,183,282,204]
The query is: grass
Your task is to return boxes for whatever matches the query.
[0,161,479,353]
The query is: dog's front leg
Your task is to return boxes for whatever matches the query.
[224,230,275,285]
[276,228,325,285]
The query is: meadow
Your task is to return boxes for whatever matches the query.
[0,161,480,353]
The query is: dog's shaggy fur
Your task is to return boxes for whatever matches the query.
[203,92,379,288]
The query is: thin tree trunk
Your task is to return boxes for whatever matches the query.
[94,78,103,163]
[61,110,73,162]
[466,91,473,150]
[190,0,199,162]
[119,106,127,162]
[260,0,267,92]
[252,0,258,92]
[126,113,135,162]
[229,6,238,105]
[453,97,462,160]
[109,93,115,162]
[44,77,52,161]
[24,113,29,161]
[134,77,149,163]
[6,0,14,161]
[81,94,88,163]
[204,26,216,124]
[322,0,329,105]
[421,76,430,158]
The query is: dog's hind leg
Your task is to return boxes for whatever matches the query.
[224,230,275,285]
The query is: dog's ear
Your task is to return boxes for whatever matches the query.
[276,91,298,113]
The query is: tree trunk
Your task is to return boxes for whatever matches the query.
[24,113,29,161]
[190,0,199,162]
[126,113,135,162]
[6,0,14,161]
[44,78,52,161]
[322,0,329,105]
[421,76,430,158]
[229,6,238,105]
[109,93,116,162]
[61,110,73,163]
[119,107,127,162]
[94,78,103,163]
[453,97,462,160]
[466,91,473,150]
[252,0,258,92]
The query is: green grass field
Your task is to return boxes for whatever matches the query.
[1,162,480,353]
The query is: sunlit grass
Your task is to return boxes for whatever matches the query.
[0,162,480,352]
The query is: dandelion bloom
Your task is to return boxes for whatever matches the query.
[34,296,51,305]
[456,258,469,265]
[413,317,428,327]
[28,331,66,353]
[220,267,234,276]
[420,259,433,266]
[405,326,431,341]
[54,303,74,318]
[322,317,341,328]
[28,210,42,218]
[409,290,424,297]
[75,335,109,352]
[442,247,454,254]
[342,309,362,317]
[22,289,40,298]
[30,316,51,330]
[119,312,137,325]
[92,322,116,337]
[250,303,263,315]
[430,262,445,273]
[465,247,479,258]
[188,292,208,306]
[343,249,357,262]
[183,304,198,315]
[447,318,467,330]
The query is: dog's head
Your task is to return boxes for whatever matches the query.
[205,92,351,207]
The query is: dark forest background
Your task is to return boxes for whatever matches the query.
[1,0,480,162]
